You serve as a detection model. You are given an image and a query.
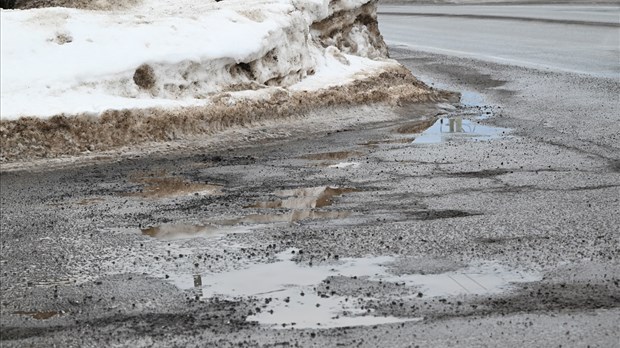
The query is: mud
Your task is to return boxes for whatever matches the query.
[12,311,62,320]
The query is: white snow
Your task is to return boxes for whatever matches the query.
[0,0,395,120]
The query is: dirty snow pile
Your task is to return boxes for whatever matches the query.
[0,0,396,120]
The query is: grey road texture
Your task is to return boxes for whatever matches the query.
[1,3,619,347]
[379,4,620,77]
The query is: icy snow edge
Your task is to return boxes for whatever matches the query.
[0,0,394,120]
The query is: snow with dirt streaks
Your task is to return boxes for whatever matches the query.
[0,0,393,120]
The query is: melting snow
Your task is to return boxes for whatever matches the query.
[0,0,396,120]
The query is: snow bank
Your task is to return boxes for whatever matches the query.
[0,0,455,161]
[1,0,393,120]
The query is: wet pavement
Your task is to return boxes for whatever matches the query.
[2,35,620,348]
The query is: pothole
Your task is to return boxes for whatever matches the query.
[141,224,252,240]
[13,311,62,320]
[300,151,363,161]
[141,211,352,240]
[412,117,510,144]
[128,176,222,198]
[169,249,540,329]
[360,138,413,146]
[142,187,357,240]
[248,186,358,209]
[395,118,437,134]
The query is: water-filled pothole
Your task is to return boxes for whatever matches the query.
[128,175,222,198]
[360,138,413,146]
[169,249,539,329]
[395,118,438,135]
[141,224,252,240]
[412,117,509,144]
[142,211,352,240]
[13,311,61,320]
[248,186,358,209]
[142,187,357,240]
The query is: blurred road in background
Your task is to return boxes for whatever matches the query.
[379,4,620,77]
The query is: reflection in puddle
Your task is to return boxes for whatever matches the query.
[142,212,352,240]
[249,186,358,209]
[300,151,363,161]
[396,118,437,134]
[169,249,539,329]
[129,176,222,198]
[143,187,356,240]
[141,224,252,240]
[14,311,61,320]
[460,90,485,107]
[360,138,413,146]
[413,117,509,144]
[240,211,351,224]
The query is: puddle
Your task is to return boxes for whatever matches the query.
[327,162,360,169]
[239,211,351,224]
[460,90,485,107]
[129,175,222,198]
[249,186,358,209]
[360,138,413,146]
[14,311,61,320]
[300,151,363,161]
[141,224,252,240]
[142,212,351,240]
[396,118,437,134]
[170,249,539,329]
[412,117,509,144]
[143,187,356,240]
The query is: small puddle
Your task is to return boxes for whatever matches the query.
[360,138,413,146]
[141,224,252,240]
[396,118,438,135]
[142,211,351,240]
[249,186,358,209]
[300,151,363,161]
[169,249,539,329]
[460,90,485,107]
[143,187,356,240]
[128,174,222,198]
[14,311,61,320]
[327,162,360,169]
[412,117,509,144]
[239,211,351,224]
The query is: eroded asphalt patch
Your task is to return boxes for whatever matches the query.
[1,87,619,346]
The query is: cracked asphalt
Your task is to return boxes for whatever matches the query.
[2,35,620,348]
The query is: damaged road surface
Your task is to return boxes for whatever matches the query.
[2,5,620,348]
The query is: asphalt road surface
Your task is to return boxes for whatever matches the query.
[379,4,620,77]
[1,3,619,348]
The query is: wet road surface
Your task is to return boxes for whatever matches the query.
[2,4,620,347]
